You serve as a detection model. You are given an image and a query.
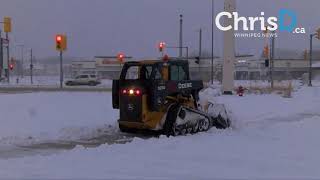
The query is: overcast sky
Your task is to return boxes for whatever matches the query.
[0,0,320,60]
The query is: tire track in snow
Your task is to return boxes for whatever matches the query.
[0,127,151,159]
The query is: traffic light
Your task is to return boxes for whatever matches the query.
[117,53,125,62]
[316,28,320,40]
[55,34,67,51]
[159,42,165,52]
[9,63,14,70]
[264,59,269,67]
[3,17,12,33]
[195,56,200,64]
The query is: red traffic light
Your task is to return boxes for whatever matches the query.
[9,64,14,70]
[159,42,165,52]
[56,35,62,42]
[117,53,125,62]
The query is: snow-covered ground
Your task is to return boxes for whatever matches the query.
[0,83,320,179]
[0,92,118,144]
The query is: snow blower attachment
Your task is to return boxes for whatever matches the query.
[112,60,230,136]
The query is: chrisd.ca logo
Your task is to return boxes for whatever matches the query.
[215,9,305,34]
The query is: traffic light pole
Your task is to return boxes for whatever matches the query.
[6,33,10,83]
[60,51,63,89]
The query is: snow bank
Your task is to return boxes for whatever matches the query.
[215,86,320,129]
[0,92,118,144]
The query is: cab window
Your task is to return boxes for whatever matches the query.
[139,66,153,80]
[170,65,187,80]
[154,67,163,80]
[125,66,139,80]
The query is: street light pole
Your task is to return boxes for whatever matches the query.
[179,14,183,58]
[211,0,215,84]
[309,33,315,87]
[30,48,33,84]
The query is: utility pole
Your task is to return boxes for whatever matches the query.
[198,28,202,73]
[179,14,183,58]
[30,48,33,84]
[211,0,214,84]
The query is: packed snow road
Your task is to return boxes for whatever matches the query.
[0,85,320,178]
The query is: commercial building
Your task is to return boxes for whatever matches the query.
[71,50,320,81]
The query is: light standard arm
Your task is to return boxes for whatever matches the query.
[166,46,189,60]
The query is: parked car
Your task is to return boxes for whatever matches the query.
[65,74,101,86]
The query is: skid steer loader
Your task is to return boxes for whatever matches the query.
[112,59,230,136]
